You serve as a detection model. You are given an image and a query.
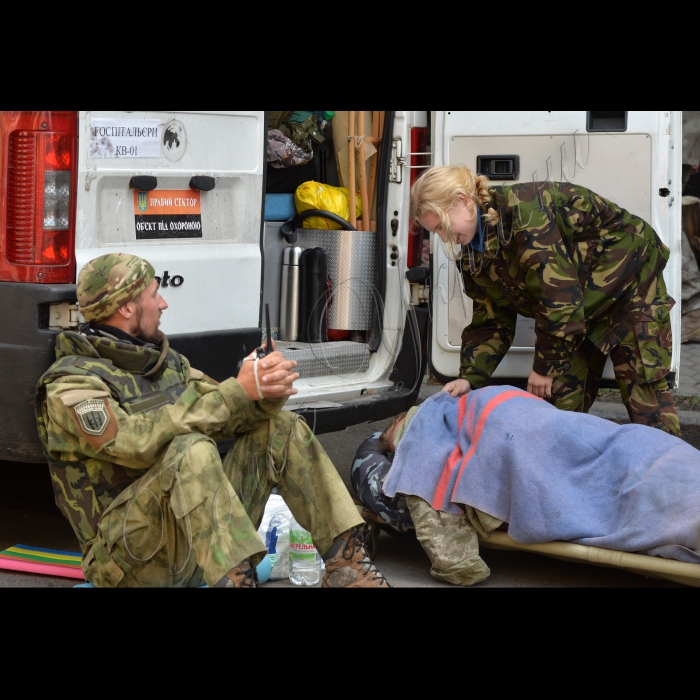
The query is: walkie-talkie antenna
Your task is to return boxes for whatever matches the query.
[265,303,272,355]
[255,303,272,358]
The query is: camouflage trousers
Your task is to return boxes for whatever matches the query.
[551,312,680,437]
[83,411,363,588]
[350,436,414,533]
[406,496,498,586]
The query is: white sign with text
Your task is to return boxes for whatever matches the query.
[89,118,161,158]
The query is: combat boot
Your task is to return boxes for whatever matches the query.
[215,559,259,588]
[322,528,390,588]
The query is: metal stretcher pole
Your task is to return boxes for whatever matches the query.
[481,532,700,588]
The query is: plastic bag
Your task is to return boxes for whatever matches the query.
[256,493,292,580]
[267,129,313,169]
[294,181,362,230]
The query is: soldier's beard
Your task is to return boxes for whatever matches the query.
[132,303,165,346]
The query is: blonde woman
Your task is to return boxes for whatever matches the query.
[411,165,679,435]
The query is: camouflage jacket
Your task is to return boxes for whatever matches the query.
[35,330,285,548]
[458,182,673,387]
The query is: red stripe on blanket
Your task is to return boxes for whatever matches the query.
[452,390,541,503]
[431,393,469,510]
[432,390,540,510]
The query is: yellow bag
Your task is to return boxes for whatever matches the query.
[294,181,362,229]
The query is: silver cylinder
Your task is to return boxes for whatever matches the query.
[279,246,302,341]
[295,229,376,330]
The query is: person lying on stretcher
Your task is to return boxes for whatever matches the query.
[352,386,700,586]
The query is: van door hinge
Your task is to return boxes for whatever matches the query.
[390,137,406,183]
[390,137,434,184]
[49,302,80,331]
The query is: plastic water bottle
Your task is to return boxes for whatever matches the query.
[265,520,280,570]
[316,111,334,138]
[289,516,322,586]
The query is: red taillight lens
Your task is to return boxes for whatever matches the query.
[1,111,77,283]
[408,126,428,268]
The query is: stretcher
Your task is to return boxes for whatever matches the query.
[478,532,700,588]
[358,506,700,587]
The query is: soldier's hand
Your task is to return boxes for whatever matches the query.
[527,370,553,399]
[259,351,299,397]
[444,379,471,397]
[237,350,299,401]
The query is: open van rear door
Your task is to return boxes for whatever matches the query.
[77,111,265,348]
[429,111,682,386]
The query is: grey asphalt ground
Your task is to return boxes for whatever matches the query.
[674,342,700,396]
[2,344,700,589]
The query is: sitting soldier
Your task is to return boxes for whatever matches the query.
[35,253,389,588]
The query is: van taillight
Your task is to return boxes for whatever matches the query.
[407,126,428,268]
[1,111,77,283]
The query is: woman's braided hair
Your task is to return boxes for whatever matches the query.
[410,165,500,248]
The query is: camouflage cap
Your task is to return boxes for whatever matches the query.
[77,253,155,323]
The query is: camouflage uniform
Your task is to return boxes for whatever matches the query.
[35,254,362,587]
[459,182,679,435]
[350,432,413,533]
[405,496,500,586]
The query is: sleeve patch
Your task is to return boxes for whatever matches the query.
[74,399,109,435]
[72,399,119,450]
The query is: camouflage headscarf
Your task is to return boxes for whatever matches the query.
[77,253,155,323]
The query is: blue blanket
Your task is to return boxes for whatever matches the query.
[383,388,700,563]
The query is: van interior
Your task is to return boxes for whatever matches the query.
[261,111,421,386]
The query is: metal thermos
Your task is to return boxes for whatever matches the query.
[279,246,302,341]
[299,247,329,343]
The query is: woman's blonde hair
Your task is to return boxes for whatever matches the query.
[409,165,499,246]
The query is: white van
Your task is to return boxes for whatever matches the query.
[0,110,682,463]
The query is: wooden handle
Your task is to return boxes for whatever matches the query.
[357,111,370,232]
[348,111,356,228]
[367,111,383,231]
